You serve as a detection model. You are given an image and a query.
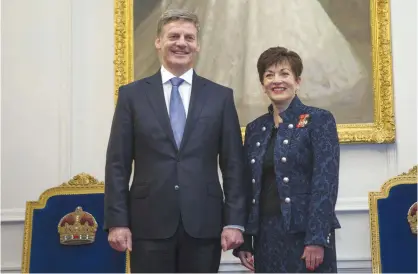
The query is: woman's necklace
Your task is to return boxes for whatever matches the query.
[273,112,283,128]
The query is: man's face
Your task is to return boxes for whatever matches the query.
[155,20,200,74]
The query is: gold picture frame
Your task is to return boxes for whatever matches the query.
[113,0,395,144]
[368,165,417,273]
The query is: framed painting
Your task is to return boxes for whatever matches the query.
[114,0,395,144]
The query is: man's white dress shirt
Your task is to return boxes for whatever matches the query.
[160,65,193,116]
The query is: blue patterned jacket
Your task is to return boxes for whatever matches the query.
[241,96,341,248]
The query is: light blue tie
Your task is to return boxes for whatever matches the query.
[169,77,186,148]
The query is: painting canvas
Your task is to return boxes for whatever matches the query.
[114,0,395,143]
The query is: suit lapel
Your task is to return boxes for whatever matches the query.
[144,72,177,150]
[179,73,207,151]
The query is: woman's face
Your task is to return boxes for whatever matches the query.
[262,61,301,105]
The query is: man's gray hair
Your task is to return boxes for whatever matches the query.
[157,9,200,36]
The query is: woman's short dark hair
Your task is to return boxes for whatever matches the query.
[257,46,303,83]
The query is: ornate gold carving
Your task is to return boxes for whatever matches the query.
[407,202,417,235]
[58,206,98,245]
[114,0,395,144]
[368,165,417,273]
[60,173,104,187]
[21,173,130,273]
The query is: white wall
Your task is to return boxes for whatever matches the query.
[1,0,417,272]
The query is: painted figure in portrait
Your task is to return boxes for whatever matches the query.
[132,0,372,126]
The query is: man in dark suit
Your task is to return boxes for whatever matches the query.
[104,9,247,273]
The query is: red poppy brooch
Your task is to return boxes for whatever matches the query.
[296,114,310,128]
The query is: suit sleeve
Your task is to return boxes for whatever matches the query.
[304,111,340,247]
[233,125,254,256]
[218,89,247,228]
[104,86,134,231]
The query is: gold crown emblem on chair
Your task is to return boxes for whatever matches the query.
[407,202,417,235]
[57,206,98,245]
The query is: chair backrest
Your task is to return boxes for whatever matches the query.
[21,173,130,273]
[369,166,417,273]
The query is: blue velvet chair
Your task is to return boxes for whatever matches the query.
[369,165,417,273]
[21,173,129,273]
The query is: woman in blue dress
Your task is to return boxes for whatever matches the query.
[234,46,341,273]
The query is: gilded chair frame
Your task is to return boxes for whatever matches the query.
[21,173,130,273]
[113,0,395,144]
[368,165,417,273]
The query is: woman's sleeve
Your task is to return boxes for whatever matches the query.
[304,110,340,247]
[233,234,253,257]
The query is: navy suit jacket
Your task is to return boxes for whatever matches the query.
[104,71,246,240]
[242,96,341,248]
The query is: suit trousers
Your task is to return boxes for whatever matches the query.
[130,219,222,273]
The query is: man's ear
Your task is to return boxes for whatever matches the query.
[155,37,161,50]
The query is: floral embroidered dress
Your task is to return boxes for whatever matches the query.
[234,96,341,273]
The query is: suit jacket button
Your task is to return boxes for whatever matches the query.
[251,159,255,164]
[288,124,294,129]
[281,157,287,163]
[283,139,289,145]
[252,199,256,204]
[174,185,179,190]
[256,142,260,147]
[262,126,266,131]
[284,197,291,203]
[283,177,289,183]
[252,179,255,183]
